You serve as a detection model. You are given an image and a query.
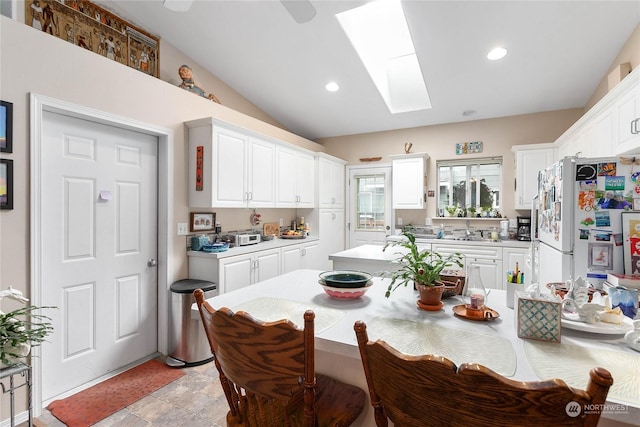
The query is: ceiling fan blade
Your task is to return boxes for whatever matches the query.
[163,0,193,12]
[281,0,317,23]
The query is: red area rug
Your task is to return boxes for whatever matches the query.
[47,359,184,427]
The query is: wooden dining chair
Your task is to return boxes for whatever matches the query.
[353,320,613,427]
[194,289,366,427]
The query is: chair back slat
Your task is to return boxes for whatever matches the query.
[195,289,366,427]
[354,320,613,427]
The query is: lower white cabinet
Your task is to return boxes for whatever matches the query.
[189,248,280,294]
[281,241,321,274]
[431,243,503,290]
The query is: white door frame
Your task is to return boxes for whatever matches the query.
[346,163,394,248]
[29,93,174,414]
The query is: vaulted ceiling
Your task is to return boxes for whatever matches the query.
[98,1,640,140]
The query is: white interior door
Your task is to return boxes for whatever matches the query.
[347,165,393,248]
[39,111,158,402]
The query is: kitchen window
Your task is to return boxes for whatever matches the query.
[437,158,502,214]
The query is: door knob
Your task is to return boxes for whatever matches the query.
[147,259,157,267]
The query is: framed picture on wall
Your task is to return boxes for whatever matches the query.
[190,212,215,232]
[622,211,640,274]
[588,242,613,270]
[0,159,13,210]
[1,100,13,153]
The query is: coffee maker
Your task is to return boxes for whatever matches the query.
[516,216,531,241]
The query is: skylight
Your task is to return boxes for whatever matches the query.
[337,0,431,114]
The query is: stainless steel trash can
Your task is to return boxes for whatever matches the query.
[166,279,217,367]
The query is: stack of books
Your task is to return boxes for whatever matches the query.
[604,273,640,290]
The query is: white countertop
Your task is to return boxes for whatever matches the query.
[328,244,405,262]
[194,269,638,426]
[385,235,532,248]
[187,236,319,259]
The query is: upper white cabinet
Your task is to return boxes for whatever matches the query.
[186,117,318,209]
[391,153,429,209]
[555,66,640,157]
[511,144,556,210]
[612,77,640,155]
[317,154,346,209]
[186,118,275,208]
[317,209,345,271]
[276,146,316,208]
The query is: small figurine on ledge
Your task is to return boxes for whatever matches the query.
[177,64,221,104]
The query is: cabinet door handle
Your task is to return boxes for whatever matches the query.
[632,118,640,135]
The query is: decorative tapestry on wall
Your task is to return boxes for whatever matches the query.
[25,0,160,78]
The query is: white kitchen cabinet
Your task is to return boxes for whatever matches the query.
[317,154,346,209]
[431,243,503,290]
[512,145,555,210]
[317,209,345,271]
[391,153,428,209]
[186,118,275,208]
[189,248,280,294]
[502,246,529,286]
[467,258,504,291]
[281,240,321,273]
[276,146,316,208]
[555,66,640,158]
[612,77,640,155]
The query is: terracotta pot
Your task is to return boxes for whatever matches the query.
[415,282,445,306]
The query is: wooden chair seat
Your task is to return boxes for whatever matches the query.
[354,320,613,427]
[194,289,366,427]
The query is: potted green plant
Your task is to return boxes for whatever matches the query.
[1,286,54,368]
[444,205,458,217]
[382,231,463,309]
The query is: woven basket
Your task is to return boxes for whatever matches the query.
[440,270,465,298]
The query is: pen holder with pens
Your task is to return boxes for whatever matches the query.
[506,265,524,309]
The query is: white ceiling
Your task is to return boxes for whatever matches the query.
[97,1,640,141]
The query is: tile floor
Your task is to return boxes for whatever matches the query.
[24,358,228,427]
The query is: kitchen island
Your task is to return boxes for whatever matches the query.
[193,269,639,427]
[331,239,532,289]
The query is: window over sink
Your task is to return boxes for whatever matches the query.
[437,157,502,215]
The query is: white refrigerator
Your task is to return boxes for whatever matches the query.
[537,156,636,288]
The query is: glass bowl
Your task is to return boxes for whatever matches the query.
[318,270,373,288]
[319,280,373,299]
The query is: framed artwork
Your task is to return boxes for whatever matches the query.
[0,100,12,153]
[25,1,160,78]
[622,211,640,274]
[190,212,215,232]
[588,242,613,270]
[0,159,13,210]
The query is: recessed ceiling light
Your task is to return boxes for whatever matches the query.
[487,47,507,60]
[163,0,193,12]
[325,82,340,92]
